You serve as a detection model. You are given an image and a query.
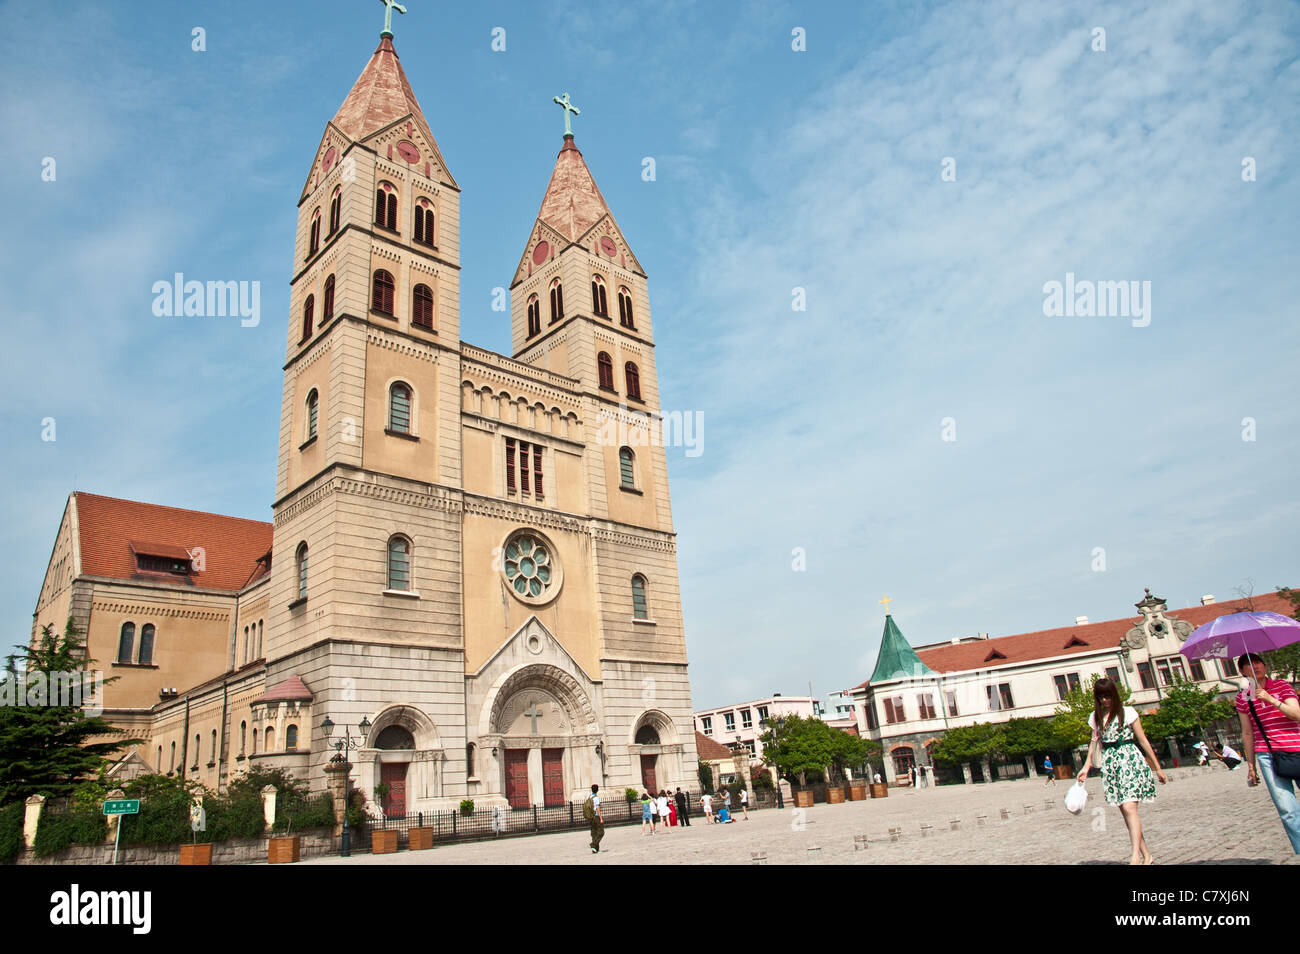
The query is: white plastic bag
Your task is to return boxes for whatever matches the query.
[1064,779,1088,815]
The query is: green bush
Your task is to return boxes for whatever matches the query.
[0,802,25,863]
[34,805,107,857]
[459,798,474,816]
[698,763,714,793]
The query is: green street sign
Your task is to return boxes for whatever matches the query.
[103,799,140,816]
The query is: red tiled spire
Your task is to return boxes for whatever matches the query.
[330,36,442,155]
[534,136,614,244]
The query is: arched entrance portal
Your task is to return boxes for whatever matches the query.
[892,746,916,785]
[480,664,602,809]
[635,725,661,791]
[375,725,414,817]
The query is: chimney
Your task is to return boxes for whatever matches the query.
[1075,616,1089,625]
[1201,595,1215,606]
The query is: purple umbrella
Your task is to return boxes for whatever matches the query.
[1180,611,1300,661]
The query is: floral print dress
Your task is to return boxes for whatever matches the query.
[1094,709,1157,806]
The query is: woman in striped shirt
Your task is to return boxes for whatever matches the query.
[1235,653,1300,854]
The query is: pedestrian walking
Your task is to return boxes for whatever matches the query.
[740,787,749,819]
[1043,755,1056,786]
[909,765,917,788]
[1192,741,1210,766]
[1077,677,1166,865]
[585,784,604,854]
[640,791,655,834]
[674,787,691,826]
[1236,653,1300,853]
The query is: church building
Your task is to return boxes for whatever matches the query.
[30,20,697,815]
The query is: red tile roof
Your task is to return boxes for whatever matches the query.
[856,591,1293,685]
[74,492,272,593]
[695,731,736,761]
[252,675,313,705]
[535,137,613,243]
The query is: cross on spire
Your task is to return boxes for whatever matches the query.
[377,0,407,37]
[879,594,894,615]
[552,92,580,138]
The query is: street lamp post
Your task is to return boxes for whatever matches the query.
[320,714,370,858]
[760,716,786,809]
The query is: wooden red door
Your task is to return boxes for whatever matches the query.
[641,754,658,793]
[541,748,564,807]
[505,749,530,809]
[380,762,407,818]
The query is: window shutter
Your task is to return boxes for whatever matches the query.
[533,445,543,497]
[414,207,424,243]
[505,438,516,491]
[520,442,530,493]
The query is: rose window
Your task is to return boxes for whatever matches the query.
[504,535,553,599]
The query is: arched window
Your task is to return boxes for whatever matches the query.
[285,725,299,750]
[549,278,564,323]
[591,275,608,317]
[193,733,200,768]
[138,624,155,665]
[301,294,314,341]
[323,275,335,321]
[257,620,263,659]
[635,724,660,745]
[389,382,412,433]
[328,186,341,235]
[242,626,249,664]
[412,283,434,329]
[210,729,218,763]
[625,362,642,400]
[169,741,176,773]
[467,742,476,777]
[619,447,636,489]
[526,294,541,338]
[296,543,309,600]
[308,208,321,257]
[597,352,614,391]
[372,269,395,315]
[631,574,649,620]
[157,745,162,772]
[240,721,247,756]
[117,622,135,664]
[374,185,397,231]
[414,200,435,245]
[305,389,318,441]
[618,287,635,328]
[265,726,276,752]
[251,728,258,755]
[387,536,411,590]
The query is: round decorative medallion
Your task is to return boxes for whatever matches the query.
[526,633,543,655]
[322,147,337,174]
[502,530,562,605]
[532,241,550,265]
[396,140,421,163]
[600,236,617,257]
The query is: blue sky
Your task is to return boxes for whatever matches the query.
[1,0,1297,710]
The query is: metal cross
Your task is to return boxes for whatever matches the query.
[524,699,543,734]
[553,92,580,137]
[879,594,894,615]
[377,0,407,37]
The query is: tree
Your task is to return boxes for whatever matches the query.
[697,762,714,793]
[1000,717,1069,757]
[758,715,874,784]
[929,722,1001,764]
[1263,587,1300,682]
[1142,681,1234,741]
[1051,675,1132,748]
[0,620,140,804]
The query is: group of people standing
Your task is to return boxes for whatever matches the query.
[1079,653,1300,864]
[640,788,691,833]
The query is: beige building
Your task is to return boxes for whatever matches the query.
[31,28,697,813]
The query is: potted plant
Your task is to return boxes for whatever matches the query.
[459,798,475,816]
[826,784,846,804]
[370,783,398,854]
[268,820,300,864]
[408,823,435,850]
[848,778,868,801]
[179,796,214,864]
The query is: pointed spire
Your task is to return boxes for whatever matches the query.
[869,614,935,683]
[330,35,439,150]
[534,136,613,244]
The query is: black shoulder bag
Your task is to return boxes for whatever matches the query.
[1247,699,1300,781]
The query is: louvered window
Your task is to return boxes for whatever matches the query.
[412,284,434,329]
[372,270,395,314]
[598,352,614,391]
[625,362,642,400]
[619,447,635,488]
[323,275,335,320]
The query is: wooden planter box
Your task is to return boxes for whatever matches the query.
[268,835,300,864]
[1054,765,1074,781]
[792,790,815,808]
[179,843,213,865]
[869,783,889,799]
[408,827,435,851]
[847,784,868,801]
[372,829,399,854]
[826,787,846,804]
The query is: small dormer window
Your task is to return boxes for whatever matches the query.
[131,542,194,575]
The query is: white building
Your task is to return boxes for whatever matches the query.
[693,694,818,760]
[849,589,1286,785]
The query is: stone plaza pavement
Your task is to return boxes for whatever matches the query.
[300,766,1297,865]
